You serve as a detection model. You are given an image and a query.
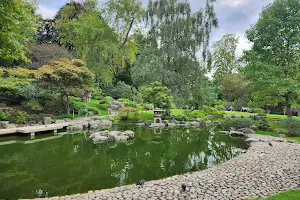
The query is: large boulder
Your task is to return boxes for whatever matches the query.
[195,118,205,125]
[167,123,176,127]
[109,101,124,115]
[89,133,109,142]
[0,121,9,129]
[68,123,84,131]
[90,130,135,142]
[190,121,200,127]
[114,135,129,141]
[88,120,112,129]
[123,130,135,139]
[42,117,52,125]
[230,131,245,137]
[238,128,255,135]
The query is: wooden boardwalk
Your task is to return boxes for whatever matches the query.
[0,123,70,136]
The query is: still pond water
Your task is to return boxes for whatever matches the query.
[0,126,248,199]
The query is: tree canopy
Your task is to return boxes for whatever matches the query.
[244,0,300,117]
[0,0,37,65]
[131,0,218,104]
[37,58,94,114]
[212,34,240,80]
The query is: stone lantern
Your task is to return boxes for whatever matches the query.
[149,108,165,127]
[153,108,164,124]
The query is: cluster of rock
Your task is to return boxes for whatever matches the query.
[89,130,135,142]
[0,116,56,129]
[137,118,216,128]
[68,117,112,131]
[37,134,300,200]
[0,121,16,129]
[108,101,124,116]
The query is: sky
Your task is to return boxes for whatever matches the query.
[34,0,274,55]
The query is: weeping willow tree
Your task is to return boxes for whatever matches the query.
[131,0,218,104]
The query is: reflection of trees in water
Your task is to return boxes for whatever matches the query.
[0,127,248,199]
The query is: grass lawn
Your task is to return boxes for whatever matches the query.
[75,99,107,115]
[256,131,278,137]
[171,109,186,116]
[256,131,300,143]
[256,190,300,200]
[225,111,254,117]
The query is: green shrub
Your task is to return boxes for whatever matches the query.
[175,115,188,121]
[144,104,154,110]
[117,98,137,107]
[120,115,128,120]
[15,111,29,124]
[190,110,206,118]
[93,87,102,100]
[53,114,73,119]
[215,105,225,111]
[202,106,225,118]
[250,108,265,114]
[280,118,300,137]
[104,81,132,99]
[24,100,43,111]
[98,103,110,110]
[119,107,137,120]
[29,114,42,123]
[0,112,11,121]
[70,102,87,113]
[99,96,114,104]
[222,118,255,130]
[124,101,137,107]
[87,107,99,114]
[44,98,65,113]
[257,118,270,131]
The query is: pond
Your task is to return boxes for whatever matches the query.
[0,126,248,199]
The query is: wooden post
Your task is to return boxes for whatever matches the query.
[53,129,58,134]
[30,132,35,139]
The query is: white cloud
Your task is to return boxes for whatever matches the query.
[36,5,58,19]
[221,0,249,7]
[236,36,252,56]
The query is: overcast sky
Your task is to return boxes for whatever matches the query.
[34,0,274,55]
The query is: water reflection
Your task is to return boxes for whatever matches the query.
[0,126,248,199]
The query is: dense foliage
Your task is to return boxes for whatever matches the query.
[244,0,300,117]
[0,0,36,65]
[0,0,299,123]
[37,59,94,114]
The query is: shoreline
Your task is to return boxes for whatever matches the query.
[27,134,300,200]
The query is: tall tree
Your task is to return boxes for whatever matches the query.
[0,0,36,66]
[55,1,86,51]
[244,0,300,117]
[131,0,218,102]
[211,34,240,80]
[37,59,94,114]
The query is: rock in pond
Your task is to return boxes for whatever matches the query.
[89,130,135,142]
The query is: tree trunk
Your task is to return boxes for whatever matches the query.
[120,18,134,49]
[66,95,70,115]
[286,104,292,118]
